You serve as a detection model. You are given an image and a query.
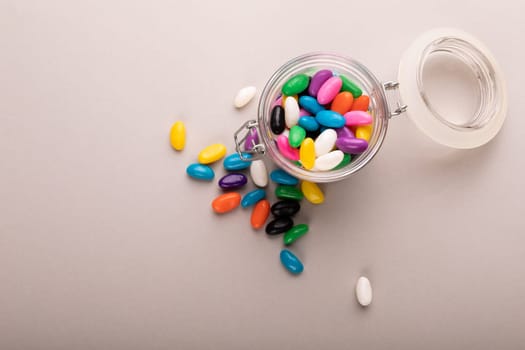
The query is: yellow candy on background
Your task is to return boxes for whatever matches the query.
[198,143,227,164]
[301,180,324,204]
[299,138,315,170]
[170,121,186,151]
[355,124,373,142]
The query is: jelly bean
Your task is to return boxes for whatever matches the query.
[282,74,310,96]
[308,69,333,97]
[266,217,294,235]
[271,200,300,217]
[284,96,300,128]
[280,249,304,275]
[270,105,286,135]
[212,192,241,214]
[336,137,368,154]
[317,76,343,105]
[298,116,320,132]
[244,128,259,151]
[275,185,304,200]
[299,138,315,170]
[218,173,247,190]
[301,181,324,204]
[299,108,311,117]
[315,110,345,128]
[340,75,363,98]
[250,159,268,187]
[198,143,227,164]
[331,91,354,114]
[251,199,270,229]
[186,163,214,181]
[344,111,373,126]
[289,125,306,148]
[299,95,324,115]
[270,169,299,186]
[355,124,373,142]
[223,153,252,171]
[314,150,344,171]
[234,86,256,108]
[314,129,337,157]
[333,153,352,170]
[170,121,186,151]
[356,276,372,306]
[242,188,266,208]
[351,95,370,111]
[276,135,300,161]
[283,224,309,245]
[336,126,355,140]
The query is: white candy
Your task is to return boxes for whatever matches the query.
[355,276,372,306]
[234,86,257,108]
[314,129,337,157]
[250,160,268,187]
[284,96,300,128]
[314,150,344,171]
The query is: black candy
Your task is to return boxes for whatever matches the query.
[265,217,294,235]
[270,105,286,134]
[271,200,301,217]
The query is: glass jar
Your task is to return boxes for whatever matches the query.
[234,28,507,183]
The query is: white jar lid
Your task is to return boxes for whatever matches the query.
[398,28,508,149]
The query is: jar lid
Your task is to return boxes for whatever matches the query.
[398,28,508,149]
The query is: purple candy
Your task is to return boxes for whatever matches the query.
[218,173,247,190]
[336,126,355,139]
[244,129,259,151]
[308,69,333,97]
[336,137,368,154]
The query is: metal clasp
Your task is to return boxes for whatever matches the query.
[383,81,407,118]
[233,120,266,161]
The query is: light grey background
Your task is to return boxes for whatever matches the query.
[1,0,524,349]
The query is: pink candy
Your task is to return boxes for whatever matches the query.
[299,108,311,117]
[344,111,373,126]
[317,76,343,105]
[277,135,300,161]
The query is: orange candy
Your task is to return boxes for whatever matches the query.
[250,199,270,229]
[212,192,241,214]
[331,91,354,114]
[351,95,370,112]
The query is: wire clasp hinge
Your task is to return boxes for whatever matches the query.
[383,81,408,118]
[233,120,266,161]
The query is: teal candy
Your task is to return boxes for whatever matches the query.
[186,163,214,181]
[315,110,345,128]
[299,95,325,114]
[241,189,266,208]
[223,153,252,171]
[298,116,320,132]
[270,169,299,186]
[280,249,304,275]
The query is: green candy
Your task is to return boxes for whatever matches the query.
[289,126,306,148]
[282,74,310,96]
[283,224,309,245]
[334,153,352,170]
[340,75,363,98]
[275,185,304,201]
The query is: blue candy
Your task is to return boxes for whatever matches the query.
[270,169,299,186]
[315,110,345,128]
[241,189,266,208]
[298,116,320,132]
[186,163,214,181]
[223,153,252,171]
[299,95,325,115]
[280,249,304,275]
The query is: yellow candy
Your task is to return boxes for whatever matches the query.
[301,181,324,204]
[299,138,315,170]
[198,143,227,164]
[170,121,186,151]
[355,124,373,142]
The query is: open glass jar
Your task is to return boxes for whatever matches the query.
[234,28,507,183]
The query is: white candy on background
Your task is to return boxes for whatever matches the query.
[314,129,337,157]
[284,96,300,128]
[234,86,257,108]
[314,150,344,171]
[250,159,268,187]
[355,276,373,307]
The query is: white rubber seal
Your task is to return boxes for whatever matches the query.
[398,28,508,149]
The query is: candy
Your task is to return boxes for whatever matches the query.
[299,95,324,115]
[351,95,370,111]
[355,276,372,306]
[280,249,303,275]
[308,69,332,97]
[299,108,311,117]
[242,189,266,208]
[314,150,344,171]
[275,185,304,200]
[198,143,227,164]
[283,224,309,245]
[314,129,337,157]
[340,75,363,98]
[270,169,299,185]
[170,121,186,151]
[299,138,315,170]
[301,181,324,204]
[218,173,247,190]
[271,200,300,217]
[251,199,270,229]
[234,86,256,108]
[334,153,352,170]
[336,126,355,139]
[223,153,252,171]
[270,105,286,135]
[284,96,300,128]
[355,124,373,142]
[282,74,310,96]
[331,91,354,114]
[186,163,214,181]
[336,137,368,154]
[298,116,320,132]
[212,192,241,214]
[250,160,268,187]
[344,111,373,126]
[315,110,345,128]
[289,125,306,148]
[244,129,259,151]
[277,135,300,161]
[266,217,294,235]
[317,76,343,104]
